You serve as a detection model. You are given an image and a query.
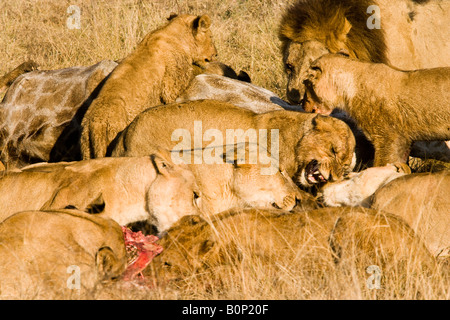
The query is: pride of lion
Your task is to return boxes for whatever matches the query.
[0,1,449,298]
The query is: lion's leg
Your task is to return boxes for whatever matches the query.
[89,121,112,159]
[80,122,93,160]
[373,137,411,167]
[80,119,111,159]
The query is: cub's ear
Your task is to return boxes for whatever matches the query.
[312,114,334,131]
[95,246,123,281]
[194,15,211,34]
[179,214,206,227]
[151,151,175,176]
[167,12,178,21]
[85,193,106,214]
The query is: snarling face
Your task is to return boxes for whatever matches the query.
[293,115,356,187]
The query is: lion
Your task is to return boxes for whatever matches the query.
[110,99,356,188]
[0,60,39,97]
[279,0,450,161]
[320,163,410,207]
[279,0,450,105]
[149,207,435,293]
[371,171,450,258]
[0,209,127,298]
[302,53,450,166]
[0,150,202,233]
[181,145,317,215]
[80,14,217,159]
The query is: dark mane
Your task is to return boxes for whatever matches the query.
[279,0,388,64]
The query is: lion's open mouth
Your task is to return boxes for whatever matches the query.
[305,160,327,184]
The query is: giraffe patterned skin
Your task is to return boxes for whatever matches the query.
[177,74,450,165]
[0,60,118,169]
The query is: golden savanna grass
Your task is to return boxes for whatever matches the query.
[0,0,449,300]
[0,0,293,98]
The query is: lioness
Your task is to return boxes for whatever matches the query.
[111,100,356,188]
[371,171,450,258]
[0,150,202,233]
[303,53,450,166]
[80,14,217,159]
[0,209,127,298]
[150,207,435,291]
[181,146,317,214]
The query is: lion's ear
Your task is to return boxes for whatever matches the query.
[342,18,352,36]
[95,246,122,281]
[167,12,178,21]
[151,149,176,176]
[335,18,352,42]
[194,15,211,34]
[312,114,334,131]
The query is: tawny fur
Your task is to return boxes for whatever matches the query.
[279,0,450,161]
[80,14,217,159]
[0,151,202,232]
[0,209,127,298]
[279,0,450,104]
[371,171,450,257]
[184,149,317,215]
[175,74,373,167]
[110,99,356,188]
[0,60,118,169]
[304,54,450,166]
[150,207,435,285]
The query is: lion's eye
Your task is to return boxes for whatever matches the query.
[311,66,322,72]
[193,191,201,207]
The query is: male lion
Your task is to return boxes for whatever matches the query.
[302,53,450,166]
[279,0,450,161]
[110,99,356,188]
[80,14,217,159]
[0,209,127,298]
[279,0,450,105]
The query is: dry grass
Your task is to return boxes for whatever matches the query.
[0,0,449,300]
[0,0,295,98]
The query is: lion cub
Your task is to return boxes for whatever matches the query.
[303,53,450,166]
[110,99,356,188]
[80,14,217,159]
